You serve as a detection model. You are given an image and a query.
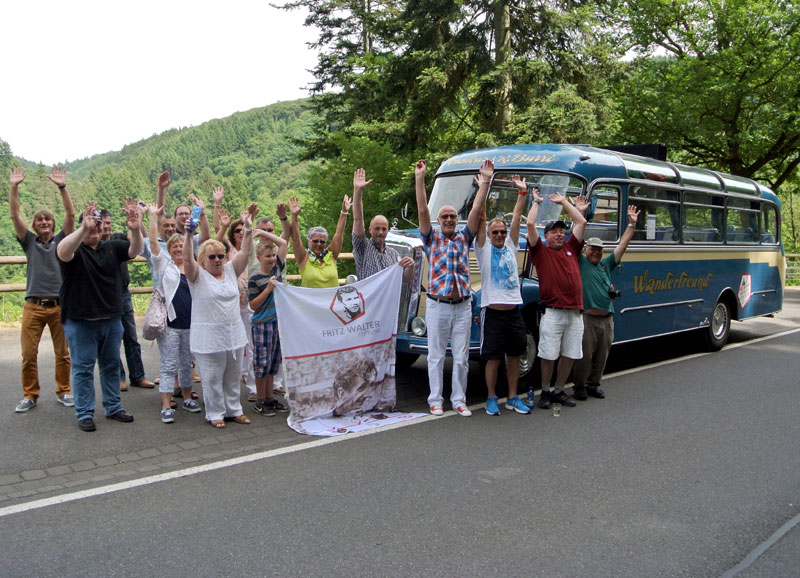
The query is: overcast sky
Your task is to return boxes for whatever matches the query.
[1,0,319,165]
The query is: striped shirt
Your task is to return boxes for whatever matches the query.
[421,227,474,298]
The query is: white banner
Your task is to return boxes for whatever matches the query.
[274,264,419,435]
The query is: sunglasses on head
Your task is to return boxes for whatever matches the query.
[207,254,226,261]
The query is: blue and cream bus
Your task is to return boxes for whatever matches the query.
[385,144,784,378]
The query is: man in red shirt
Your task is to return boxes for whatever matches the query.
[526,191,587,409]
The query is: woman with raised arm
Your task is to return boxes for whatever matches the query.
[183,209,254,429]
[147,203,199,424]
[289,194,351,288]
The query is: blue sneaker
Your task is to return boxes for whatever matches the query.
[485,396,500,416]
[505,396,531,414]
[161,408,175,423]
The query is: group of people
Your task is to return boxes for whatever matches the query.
[10,166,413,432]
[12,157,635,431]
[414,158,639,417]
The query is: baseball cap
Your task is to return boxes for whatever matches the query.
[585,237,604,248]
[543,220,567,234]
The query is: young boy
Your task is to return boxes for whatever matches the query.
[248,235,289,416]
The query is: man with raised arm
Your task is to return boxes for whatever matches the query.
[57,199,144,432]
[526,189,587,410]
[416,159,481,417]
[10,166,75,413]
[99,210,154,391]
[140,171,180,284]
[471,162,532,416]
[573,204,640,401]
[351,168,414,280]
[153,170,210,246]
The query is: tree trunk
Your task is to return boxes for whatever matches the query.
[494,1,512,135]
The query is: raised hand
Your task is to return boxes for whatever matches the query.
[218,208,231,229]
[574,195,589,214]
[239,210,252,229]
[276,202,287,221]
[478,159,494,183]
[157,171,171,189]
[247,203,259,217]
[9,167,25,186]
[415,159,427,179]
[147,202,163,216]
[353,168,373,192]
[511,174,527,192]
[627,204,641,224]
[289,196,302,216]
[341,194,352,213]
[81,202,98,231]
[549,193,565,205]
[532,188,543,204]
[212,186,225,205]
[188,193,205,211]
[47,166,67,188]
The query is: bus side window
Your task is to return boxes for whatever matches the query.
[761,204,778,244]
[629,186,680,243]
[585,185,619,241]
[683,192,724,243]
[727,199,760,243]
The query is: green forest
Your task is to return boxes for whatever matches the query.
[0,0,798,320]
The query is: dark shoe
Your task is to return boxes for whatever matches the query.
[573,387,588,401]
[254,402,276,417]
[268,399,290,413]
[173,388,183,398]
[551,390,576,407]
[587,387,606,399]
[78,417,96,432]
[106,409,134,423]
[131,379,155,389]
[538,390,551,409]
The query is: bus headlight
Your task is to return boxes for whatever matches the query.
[411,317,426,336]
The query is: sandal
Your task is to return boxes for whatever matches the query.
[230,415,251,425]
[170,399,178,410]
[191,391,199,400]
[209,419,226,429]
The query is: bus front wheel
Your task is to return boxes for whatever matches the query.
[703,299,731,351]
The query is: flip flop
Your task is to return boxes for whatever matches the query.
[209,420,226,429]
[230,415,251,425]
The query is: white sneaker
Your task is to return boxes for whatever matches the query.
[430,405,444,416]
[454,404,472,417]
[57,394,75,407]
[15,398,37,413]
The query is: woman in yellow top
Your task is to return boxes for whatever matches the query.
[289,195,351,288]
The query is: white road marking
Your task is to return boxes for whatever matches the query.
[2,327,799,519]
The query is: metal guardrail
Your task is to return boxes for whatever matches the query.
[0,253,357,293]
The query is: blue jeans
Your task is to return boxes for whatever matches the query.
[64,317,124,420]
[119,291,145,383]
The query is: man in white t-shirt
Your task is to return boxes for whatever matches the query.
[471,162,531,415]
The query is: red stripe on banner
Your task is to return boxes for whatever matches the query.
[284,334,398,360]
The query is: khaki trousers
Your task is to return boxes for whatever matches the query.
[21,301,71,400]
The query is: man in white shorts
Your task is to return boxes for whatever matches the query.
[526,191,587,409]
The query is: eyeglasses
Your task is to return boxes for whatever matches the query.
[207,254,226,261]
[233,229,243,234]
[439,214,458,221]
[265,228,274,233]
[310,239,326,244]
[490,230,507,236]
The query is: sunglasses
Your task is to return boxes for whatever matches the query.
[490,230,508,236]
[233,229,243,234]
[265,228,274,233]
[310,239,326,244]
[207,254,226,261]
[439,214,458,221]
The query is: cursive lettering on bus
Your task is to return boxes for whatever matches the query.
[444,153,557,167]
[633,269,715,295]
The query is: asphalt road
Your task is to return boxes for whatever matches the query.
[0,289,798,577]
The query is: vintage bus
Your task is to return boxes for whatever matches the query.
[385,144,785,382]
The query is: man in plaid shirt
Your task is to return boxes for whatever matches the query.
[415,159,483,417]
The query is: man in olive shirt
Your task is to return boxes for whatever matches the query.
[10,167,75,413]
[573,204,639,400]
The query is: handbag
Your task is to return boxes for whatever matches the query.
[142,289,167,340]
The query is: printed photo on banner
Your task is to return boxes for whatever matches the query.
[274,265,423,436]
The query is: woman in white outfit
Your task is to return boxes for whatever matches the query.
[147,203,199,423]
[183,210,253,428]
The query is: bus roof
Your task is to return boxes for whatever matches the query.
[436,144,773,200]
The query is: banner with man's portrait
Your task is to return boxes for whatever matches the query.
[274,264,419,435]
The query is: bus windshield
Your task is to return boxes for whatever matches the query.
[429,172,584,227]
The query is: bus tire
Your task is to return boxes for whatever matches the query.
[396,352,420,370]
[703,299,731,351]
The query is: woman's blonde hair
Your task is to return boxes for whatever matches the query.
[197,239,227,264]
[166,233,185,253]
